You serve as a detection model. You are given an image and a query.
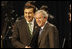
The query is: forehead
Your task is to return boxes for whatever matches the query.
[24,8,34,12]
[35,13,43,18]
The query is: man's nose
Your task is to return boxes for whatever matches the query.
[26,13,29,16]
[36,19,39,22]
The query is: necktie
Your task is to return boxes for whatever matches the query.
[28,22,32,35]
[39,28,43,36]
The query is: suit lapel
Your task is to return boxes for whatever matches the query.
[21,19,38,38]
[21,19,32,38]
[38,22,50,45]
[33,20,38,35]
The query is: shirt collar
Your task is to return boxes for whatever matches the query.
[41,21,48,30]
[27,18,34,25]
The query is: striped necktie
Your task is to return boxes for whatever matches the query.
[28,22,32,35]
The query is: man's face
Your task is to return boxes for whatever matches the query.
[24,8,34,22]
[69,4,71,23]
[69,12,71,23]
[35,13,47,27]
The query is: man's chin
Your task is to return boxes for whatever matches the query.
[38,24,41,27]
[27,20,32,22]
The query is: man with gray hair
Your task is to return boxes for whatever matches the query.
[25,10,59,48]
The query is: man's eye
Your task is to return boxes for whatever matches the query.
[29,12,32,14]
[39,17,42,19]
[24,12,27,14]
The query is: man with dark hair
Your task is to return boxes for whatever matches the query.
[64,3,71,48]
[11,2,39,48]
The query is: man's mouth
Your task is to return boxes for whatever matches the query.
[28,16,31,18]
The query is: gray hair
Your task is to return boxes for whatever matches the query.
[35,10,48,18]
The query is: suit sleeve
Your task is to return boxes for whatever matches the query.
[54,26,59,48]
[49,26,59,48]
[11,22,25,48]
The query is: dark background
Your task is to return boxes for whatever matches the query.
[1,1,71,48]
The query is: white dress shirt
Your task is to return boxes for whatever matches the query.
[39,21,48,35]
[27,19,34,35]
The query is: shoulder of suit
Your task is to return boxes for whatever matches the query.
[15,18,25,24]
[48,22,56,28]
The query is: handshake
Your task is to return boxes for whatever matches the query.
[25,46,32,48]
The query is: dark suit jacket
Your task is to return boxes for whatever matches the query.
[11,18,39,48]
[30,22,59,48]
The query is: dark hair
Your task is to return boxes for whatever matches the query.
[40,5,48,13]
[24,2,36,13]
[69,4,71,13]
